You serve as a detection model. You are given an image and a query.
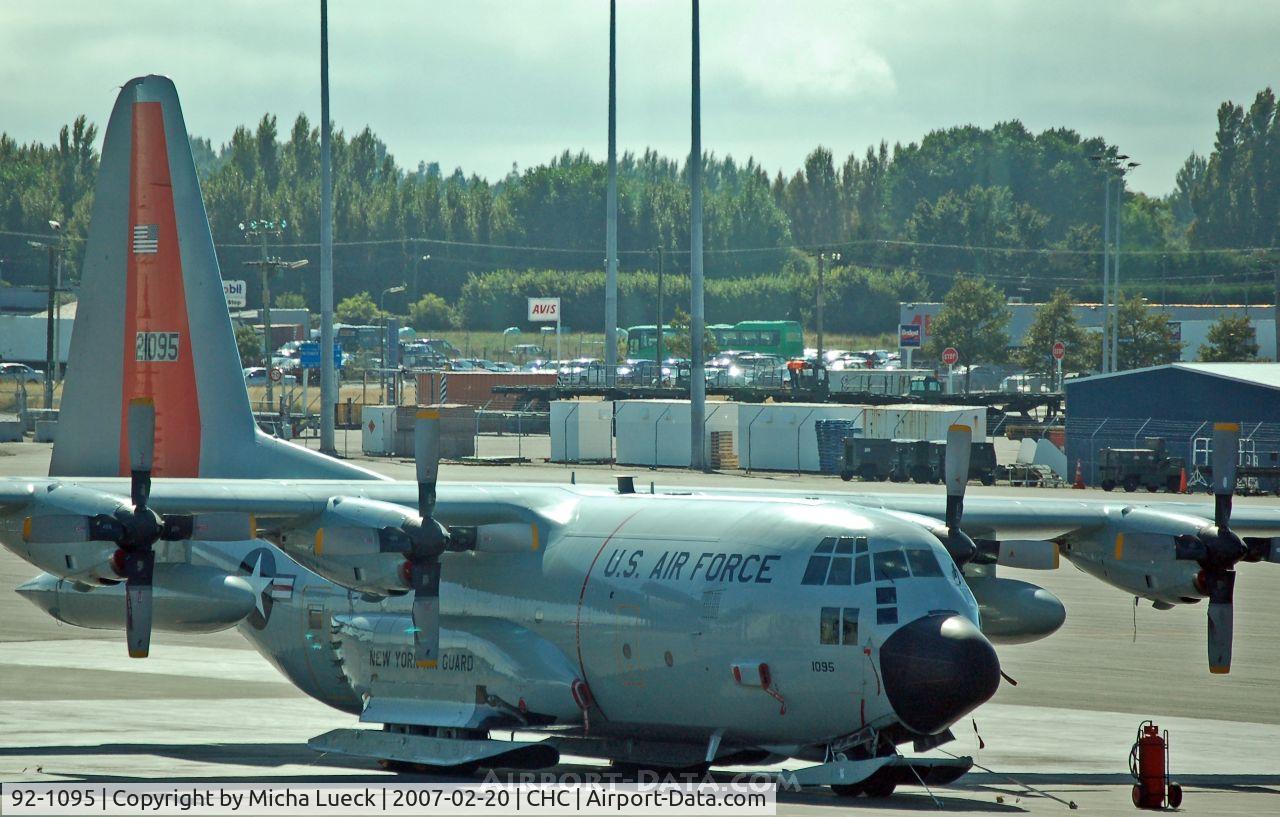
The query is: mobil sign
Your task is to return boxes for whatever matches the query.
[528,297,561,322]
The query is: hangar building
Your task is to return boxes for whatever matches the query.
[1064,363,1280,486]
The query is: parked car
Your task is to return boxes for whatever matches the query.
[0,363,43,383]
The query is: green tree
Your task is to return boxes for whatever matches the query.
[1199,314,1259,361]
[926,274,1011,391]
[1113,294,1183,369]
[1017,289,1091,376]
[409,293,456,331]
[336,291,381,324]
[664,307,718,359]
[234,323,262,367]
[274,291,306,309]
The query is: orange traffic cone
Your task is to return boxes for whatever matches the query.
[1178,467,1187,494]
[1073,459,1086,489]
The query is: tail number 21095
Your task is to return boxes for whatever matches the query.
[135,331,181,362]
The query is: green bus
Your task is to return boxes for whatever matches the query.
[626,320,804,361]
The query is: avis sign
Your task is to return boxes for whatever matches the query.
[527,297,561,322]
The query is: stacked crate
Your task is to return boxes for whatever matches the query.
[710,430,739,470]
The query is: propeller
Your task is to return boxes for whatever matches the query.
[942,424,978,565]
[393,409,451,668]
[20,399,256,656]
[1174,422,1247,673]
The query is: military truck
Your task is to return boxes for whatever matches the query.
[839,438,932,483]
[926,440,998,486]
[1097,438,1185,493]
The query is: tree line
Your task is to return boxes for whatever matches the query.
[2,87,1279,339]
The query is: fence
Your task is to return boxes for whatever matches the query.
[1065,416,1280,485]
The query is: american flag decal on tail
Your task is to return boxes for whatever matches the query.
[132,224,158,254]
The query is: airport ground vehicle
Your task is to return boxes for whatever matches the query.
[928,440,998,486]
[1098,439,1186,493]
[842,437,996,485]
[0,362,42,383]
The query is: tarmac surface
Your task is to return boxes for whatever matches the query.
[2,438,1279,815]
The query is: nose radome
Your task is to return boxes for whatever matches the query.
[879,613,1001,736]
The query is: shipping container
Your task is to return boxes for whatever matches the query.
[551,401,614,462]
[615,400,738,467]
[415,371,557,410]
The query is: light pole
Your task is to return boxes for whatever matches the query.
[28,219,64,408]
[319,0,337,455]
[412,254,430,303]
[1111,161,1139,372]
[688,0,706,472]
[816,249,840,377]
[604,0,619,388]
[380,284,406,403]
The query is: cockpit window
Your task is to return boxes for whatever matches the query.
[873,548,911,581]
[827,554,852,585]
[835,537,854,554]
[854,554,870,585]
[905,548,944,577]
[815,537,836,554]
[801,554,830,585]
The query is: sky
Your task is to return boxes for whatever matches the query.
[1,0,1276,195]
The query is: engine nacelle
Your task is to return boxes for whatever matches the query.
[0,485,131,583]
[274,496,415,596]
[966,574,1066,644]
[16,564,256,632]
[1059,506,1206,606]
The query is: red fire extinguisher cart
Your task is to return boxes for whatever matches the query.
[1129,720,1183,809]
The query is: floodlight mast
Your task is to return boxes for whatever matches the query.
[319,0,338,456]
[604,0,619,387]
[689,0,706,471]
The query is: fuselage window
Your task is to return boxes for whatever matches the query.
[905,548,944,577]
[876,585,897,605]
[820,606,840,644]
[877,607,899,625]
[842,608,859,645]
[873,548,910,581]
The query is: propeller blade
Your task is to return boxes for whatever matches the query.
[22,514,92,543]
[1211,422,1240,529]
[408,559,441,669]
[1205,570,1236,674]
[1244,537,1279,564]
[127,398,156,510]
[415,409,440,520]
[122,549,156,658]
[944,424,972,529]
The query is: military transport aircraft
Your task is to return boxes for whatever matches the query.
[4,76,1280,798]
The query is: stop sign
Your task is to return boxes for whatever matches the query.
[1052,341,1066,361]
[941,347,959,366]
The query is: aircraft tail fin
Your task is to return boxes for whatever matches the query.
[50,75,383,481]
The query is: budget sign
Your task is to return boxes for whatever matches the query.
[528,297,561,322]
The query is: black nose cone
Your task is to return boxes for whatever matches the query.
[880,613,1001,735]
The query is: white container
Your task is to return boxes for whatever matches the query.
[615,400,738,467]
[861,404,986,442]
[361,405,398,456]
[737,403,869,472]
[551,400,614,462]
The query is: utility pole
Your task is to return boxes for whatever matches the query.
[1102,174,1112,373]
[1273,267,1279,362]
[241,219,304,411]
[319,0,338,456]
[604,0,619,387]
[656,246,665,379]
[816,251,825,370]
[688,0,706,471]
